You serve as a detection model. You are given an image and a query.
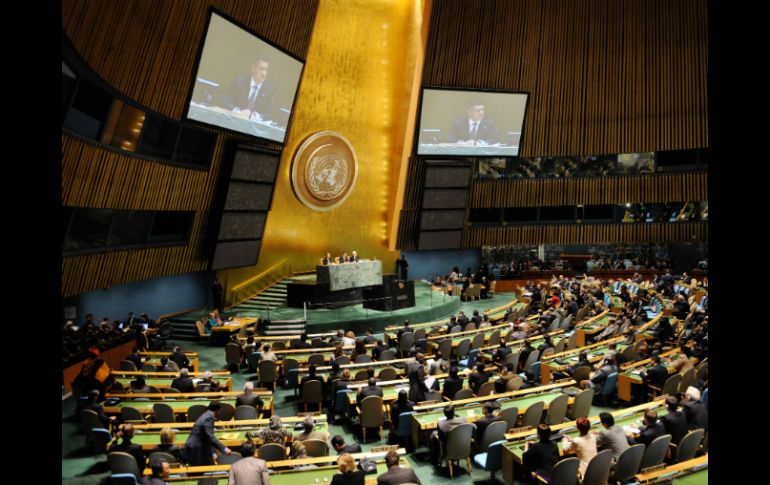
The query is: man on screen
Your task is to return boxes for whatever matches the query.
[447,101,498,145]
[220,52,274,122]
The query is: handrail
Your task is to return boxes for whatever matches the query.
[227,259,292,308]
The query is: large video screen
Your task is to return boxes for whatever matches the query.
[417,88,529,157]
[185,11,304,143]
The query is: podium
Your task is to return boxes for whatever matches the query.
[363,274,415,311]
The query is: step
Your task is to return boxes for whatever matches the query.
[264,329,304,335]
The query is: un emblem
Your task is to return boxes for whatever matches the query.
[291,131,358,211]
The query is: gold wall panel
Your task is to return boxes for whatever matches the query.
[221,0,429,293]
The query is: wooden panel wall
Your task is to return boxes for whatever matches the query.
[423,0,708,156]
[463,222,708,247]
[62,0,318,119]
[469,172,707,208]
[61,0,319,297]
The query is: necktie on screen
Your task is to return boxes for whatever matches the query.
[248,85,258,111]
[470,122,479,140]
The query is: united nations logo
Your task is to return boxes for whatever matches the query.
[291,131,358,211]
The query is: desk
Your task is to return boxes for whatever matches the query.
[187,103,286,141]
[104,396,274,417]
[316,260,383,291]
[616,349,686,402]
[114,376,232,392]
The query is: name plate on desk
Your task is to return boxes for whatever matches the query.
[640,464,666,474]
[509,426,534,434]
[316,260,383,291]
[370,445,399,453]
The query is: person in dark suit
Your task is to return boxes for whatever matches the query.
[171,368,195,393]
[357,377,384,403]
[332,435,362,455]
[108,423,147,471]
[389,390,415,434]
[377,450,421,485]
[633,409,666,447]
[371,339,388,360]
[396,320,411,340]
[469,363,490,395]
[350,251,360,262]
[396,254,409,281]
[168,345,190,370]
[220,52,274,121]
[682,386,708,432]
[142,461,170,485]
[152,428,185,464]
[660,395,688,444]
[475,401,505,445]
[291,333,311,349]
[323,252,334,265]
[447,101,498,145]
[235,382,264,410]
[442,366,464,400]
[328,368,351,423]
[182,401,231,465]
[124,346,143,370]
[642,354,669,390]
[363,328,378,344]
[83,389,115,429]
[522,424,561,484]
[332,453,366,485]
[494,340,513,362]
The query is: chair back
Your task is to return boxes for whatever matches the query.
[581,448,613,485]
[120,360,137,371]
[530,361,542,383]
[621,344,637,362]
[548,456,580,485]
[571,365,592,383]
[523,350,540,372]
[379,350,395,362]
[93,428,112,454]
[560,314,573,330]
[194,321,207,339]
[217,402,235,421]
[445,422,474,460]
[334,355,351,365]
[378,367,398,381]
[541,348,555,359]
[438,339,452,361]
[234,405,258,420]
[121,406,144,422]
[355,354,372,364]
[354,370,369,382]
[500,406,519,430]
[488,330,501,346]
[414,328,427,341]
[308,354,326,366]
[80,409,102,440]
[506,376,523,391]
[696,360,708,382]
[554,337,566,354]
[456,339,471,359]
[662,373,682,396]
[505,351,521,371]
[679,368,696,393]
[567,388,594,420]
[454,388,475,400]
[360,395,384,429]
[675,428,704,463]
[303,439,329,457]
[566,332,578,350]
[302,380,324,406]
[450,325,463,334]
[258,443,286,461]
[225,343,242,368]
[477,380,495,397]
[187,404,207,422]
[521,400,545,427]
[335,389,350,415]
[640,434,672,469]
[272,341,286,351]
[165,360,179,372]
[217,451,242,464]
[471,333,485,350]
[282,358,299,386]
[399,332,415,355]
[148,451,179,465]
[152,403,175,423]
[258,360,277,386]
[141,363,157,372]
[545,393,569,425]
[425,391,443,402]
[396,411,416,437]
[479,420,507,452]
[701,388,708,410]
[107,451,141,480]
[479,439,507,473]
[465,322,476,331]
[612,443,645,482]
[600,372,618,398]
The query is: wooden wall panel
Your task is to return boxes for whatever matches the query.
[61,0,319,297]
[422,0,708,156]
[62,0,318,119]
[469,172,707,208]
[463,222,707,247]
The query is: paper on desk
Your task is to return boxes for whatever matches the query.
[622,425,640,435]
[425,377,436,389]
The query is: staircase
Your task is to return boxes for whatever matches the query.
[166,313,204,342]
[263,319,307,336]
[237,280,290,312]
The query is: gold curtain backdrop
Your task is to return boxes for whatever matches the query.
[220,0,430,296]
